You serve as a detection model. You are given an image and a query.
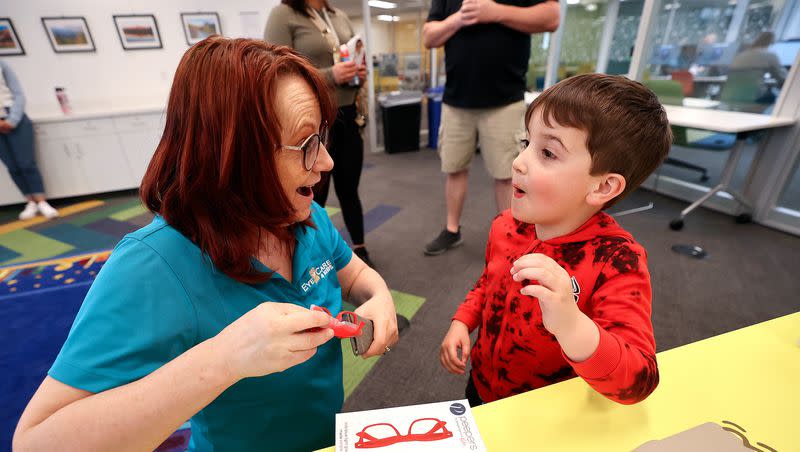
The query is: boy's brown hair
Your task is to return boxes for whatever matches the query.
[525,74,672,208]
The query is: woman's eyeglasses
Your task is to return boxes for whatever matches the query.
[280,123,330,171]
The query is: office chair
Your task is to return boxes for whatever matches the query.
[719,69,770,114]
[670,70,694,96]
[644,79,729,183]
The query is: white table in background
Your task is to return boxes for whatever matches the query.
[662,105,796,229]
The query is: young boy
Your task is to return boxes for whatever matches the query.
[440,74,672,406]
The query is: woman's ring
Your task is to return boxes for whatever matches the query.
[384,346,391,353]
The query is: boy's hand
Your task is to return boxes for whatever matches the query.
[511,253,580,338]
[440,320,471,375]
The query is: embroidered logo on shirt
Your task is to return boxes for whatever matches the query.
[570,276,580,302]
[302,260,334,292]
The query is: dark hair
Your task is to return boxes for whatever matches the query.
[282,0,335,16]
[526,74,672,208]
[141,37,336,283]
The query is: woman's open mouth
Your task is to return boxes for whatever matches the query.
[297,185,314,197]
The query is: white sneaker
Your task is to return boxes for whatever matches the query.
[19,201,38,220]
[37,201,59,219]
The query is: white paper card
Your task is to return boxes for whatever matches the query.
[335,399,486,451]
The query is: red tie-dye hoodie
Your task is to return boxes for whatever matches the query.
[454,210,659,405]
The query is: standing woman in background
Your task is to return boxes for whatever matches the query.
[266,0,374,268]
[0,60,58,220]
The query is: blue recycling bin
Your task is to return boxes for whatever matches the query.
[426,86,444,149]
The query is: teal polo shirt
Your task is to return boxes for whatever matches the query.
[49,203,352,451]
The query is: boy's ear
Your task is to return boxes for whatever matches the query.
[587,173,626,207]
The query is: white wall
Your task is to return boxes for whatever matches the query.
[351,18,393,54]
[351,12,426,56]
[4,0,279,113]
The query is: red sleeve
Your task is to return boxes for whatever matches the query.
[564,242,659,405]
[452,228,494,332]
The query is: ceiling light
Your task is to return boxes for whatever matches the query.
[586,3,598,11]
[369,1,397,9]
[567,0,581,5]
[377,15,400,21]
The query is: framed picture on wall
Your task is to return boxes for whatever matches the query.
[0,18,25,56]
[113,14,162,50]
[41,17,95,53]
[180,12,222,46]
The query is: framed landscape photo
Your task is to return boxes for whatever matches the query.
[41,16,95,53]
[180,12,221,45]
[0,18,25,56]
[113,14,162,50]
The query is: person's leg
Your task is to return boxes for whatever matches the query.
[330,105,366,247]
[446,169,469,233]
[314,110,342,208]
[313,172,331,208]
[478,100,526,213]
[424,104,477,256]
[0,122,41,220]
[0,129,31,196]
[7,115,57,218]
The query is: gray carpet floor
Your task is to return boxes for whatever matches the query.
[335,149,800,412]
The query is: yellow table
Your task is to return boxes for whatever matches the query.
[320,312,799,451]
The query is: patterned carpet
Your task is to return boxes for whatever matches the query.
[0,194,150,266]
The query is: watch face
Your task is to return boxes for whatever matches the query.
[348,314,374,355]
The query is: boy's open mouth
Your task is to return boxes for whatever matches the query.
[513,184,526,198]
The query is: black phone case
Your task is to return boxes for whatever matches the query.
[343,313,374,355]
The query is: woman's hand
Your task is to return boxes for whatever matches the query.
[353,291,398,358]
[0,120,13,134]
[332,60,358,85]
[440,320,471,375]
[213,302,335,380]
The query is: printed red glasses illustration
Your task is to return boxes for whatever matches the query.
[355,418,453,448]
[310,305,365,338]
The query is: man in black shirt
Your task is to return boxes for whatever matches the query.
[422,0,559,255]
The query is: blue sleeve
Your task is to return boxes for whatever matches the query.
[48,238,198,393]
[0,60,25,128]
[312,203,352,271]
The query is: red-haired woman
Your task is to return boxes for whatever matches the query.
[13,37,398,452]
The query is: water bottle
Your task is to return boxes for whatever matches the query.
[340,44,359,86]
[55,87,72,114]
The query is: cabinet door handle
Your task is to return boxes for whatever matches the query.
[76,144,84,159]
[63,144,71,158]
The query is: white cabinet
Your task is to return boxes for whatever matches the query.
[74,134,137,192]
[0,109,165,206]
[36,140,89,198]
[114,114,163,184]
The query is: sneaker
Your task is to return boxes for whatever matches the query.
[424,228,463,256]
[353,247,375,269]
[37,201,59,219]
[19,201,38,220]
